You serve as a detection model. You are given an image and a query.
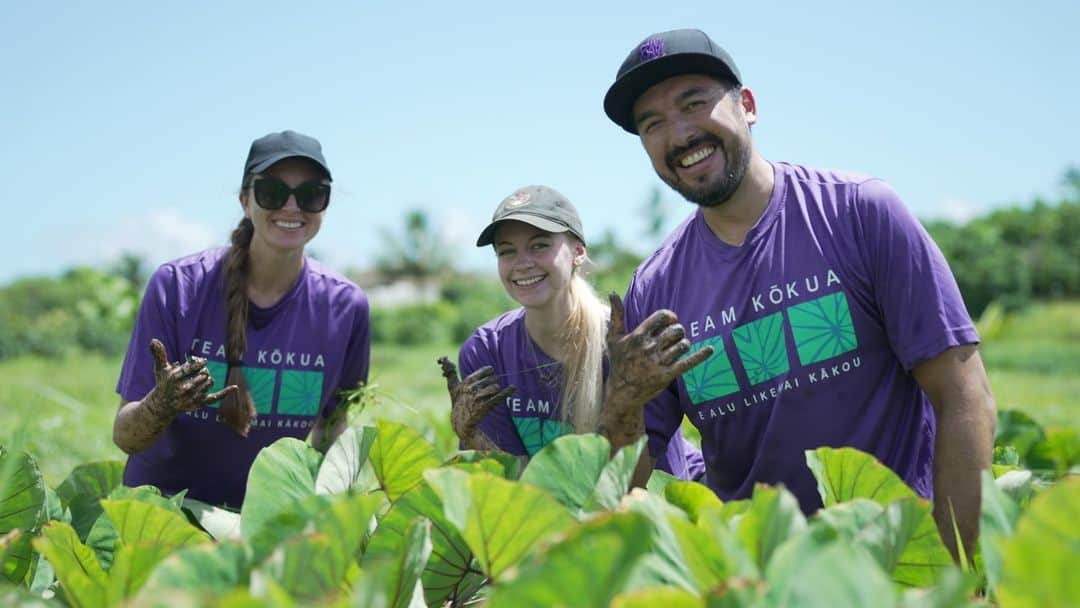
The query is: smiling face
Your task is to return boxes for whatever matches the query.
[494,221,586,312]
[240,157,329,255]
[633,73,757,208]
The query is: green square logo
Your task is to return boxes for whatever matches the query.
[204,360,228,409]
[512,417,574,456]
[681,334,739,405]
[277,370,324,416]
[788,292,858,366]
[242,367,278,415]
[732,312,791,386]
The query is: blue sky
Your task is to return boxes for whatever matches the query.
[2,1,1077,286]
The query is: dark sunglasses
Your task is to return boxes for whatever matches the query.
[250,177,331,213]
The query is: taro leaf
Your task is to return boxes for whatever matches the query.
[610,586,702,608]
[370,420,441,501]
[95,499,212,602]
[996,476,1080,607]
[764,530,897,608]
[355,517,433,608]
[618,488,699,591]
[896,568,980,608]
[240,438,322,544]
[486,512,654,608]
[717,499,751,523]
[182,497,242,540]
[1029,427,1080,475]
[0,448,47,583]
[664,480,723,523]
[446,450,522,480]
[731,484,806,571]
[85,511,119,571]
[82,483,181,572]
[979,470,1020,597]
[248,492,381,566]
[646,469,678,495]
[994,409,1045,462]
[256,533,349,603]
[586,436,647,512]
[364,481,481,607]
[106,542,187,604]
[101,499,210,548]
[44,485,68,524]
[814,497,953,588]
[54,460,124,540]
[137,539,252,599]
[805,446,919,507]
[32,521,107,608]
[519,434,611,512]
[315,426,378,495]
[423,468,575,580]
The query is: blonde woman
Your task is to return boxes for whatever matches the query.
[439,185,704,478]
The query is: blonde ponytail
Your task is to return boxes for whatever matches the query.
[557,270,607,433]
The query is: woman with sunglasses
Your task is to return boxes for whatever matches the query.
[113,130,370,509]
[439,185,705,480]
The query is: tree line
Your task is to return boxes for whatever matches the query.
[1,170,1076,361]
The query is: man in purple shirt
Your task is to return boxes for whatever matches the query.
[597,29,996,560]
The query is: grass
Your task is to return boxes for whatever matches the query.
[1,301,1077,486]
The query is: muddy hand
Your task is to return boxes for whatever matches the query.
[601,294,713,441]
[148,339,237,415]
[438,356,515,445]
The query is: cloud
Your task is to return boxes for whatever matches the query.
[92,207,223,268]
[930,198,981,224]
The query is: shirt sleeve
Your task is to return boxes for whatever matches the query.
[623,272,685,461]
[459,331,527,455]
[324,288,371,418]
[854,178,979,370]
[116,264,181,402]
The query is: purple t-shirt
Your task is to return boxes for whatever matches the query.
[116,248,370,508]
[625,163,978,513]
[459,308,706,480]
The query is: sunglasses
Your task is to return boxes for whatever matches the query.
[250,177,331,213]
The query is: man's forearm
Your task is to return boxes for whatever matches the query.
[933,394,995,561]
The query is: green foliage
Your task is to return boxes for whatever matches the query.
[0,267,138,361]
[926,179,1080,317]
[996,476,1080,607]
[1,427,1077,606]
[0,449,47,583]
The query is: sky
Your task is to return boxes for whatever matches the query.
[2,0,1077,286]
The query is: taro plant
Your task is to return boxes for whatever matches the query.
[0,409,1075,606]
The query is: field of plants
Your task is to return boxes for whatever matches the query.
[0,301,1077,606]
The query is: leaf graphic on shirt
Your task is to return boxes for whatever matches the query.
[788,292,858,366]
[512,418,574,457]
[732,312,791,386]
[277,370,323,416]
[204,361,228,408]
[242,367,277,415]
[681,335,739,405]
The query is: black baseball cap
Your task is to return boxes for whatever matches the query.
[243,130,332,182]
[476,185,586,247]
[603,29,742,134]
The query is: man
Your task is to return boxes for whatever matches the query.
[596,28,996,560]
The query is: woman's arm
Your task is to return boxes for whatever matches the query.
[113,339,236,454]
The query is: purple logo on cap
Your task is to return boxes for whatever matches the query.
[639,38,665,61]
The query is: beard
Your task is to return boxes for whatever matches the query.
[660,131,752,208]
